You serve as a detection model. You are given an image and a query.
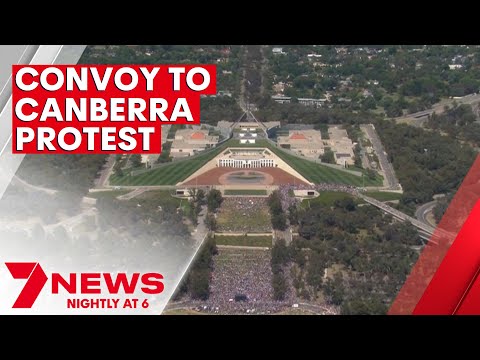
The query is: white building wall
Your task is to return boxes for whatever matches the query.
[217,158,275,168]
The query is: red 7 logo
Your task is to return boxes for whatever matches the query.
[5,262,48,308]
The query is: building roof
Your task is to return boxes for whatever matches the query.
[171,140,206,149]
[191,131,206,140]
[290,133,307,140]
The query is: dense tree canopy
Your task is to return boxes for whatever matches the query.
[376,120,476,208]
[290,194,420,314]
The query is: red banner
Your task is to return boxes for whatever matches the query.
[12,64,216,154]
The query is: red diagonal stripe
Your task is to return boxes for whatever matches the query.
[454,266,480,315]
[389,155,480,315]
[413,200,480,314]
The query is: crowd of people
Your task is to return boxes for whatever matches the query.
[216,197,271,233]
[278,183,360,211]
[197,248,294,314]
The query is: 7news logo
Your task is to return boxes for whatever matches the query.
[4,262,164,310]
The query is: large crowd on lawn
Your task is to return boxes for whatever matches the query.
[216,197,271,233]
[197,248,294,314]
[181,248,339,315]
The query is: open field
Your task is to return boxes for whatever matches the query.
[224,189,268,196]
[109,140,236,186]
[214,235,272,247]
[86,190,130,200]
[300,191,365,208]
[365,191,403,202]
[134,190,180,203]
[216,197,271,233]
[267,144,383,187]
[110,139,383,186]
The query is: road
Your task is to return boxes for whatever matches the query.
[94,155,116,188]
[360,194,455,244]
[415,200,437,227]
[395,93,480,123]
[191,204,208,246]
[361,124,400,190]
[360,194,435,235]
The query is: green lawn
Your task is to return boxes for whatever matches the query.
[110,138,383,187]
[130,190,194,217]
[266,143,383,187]
[134,190,181,204]
[300,191,365,208]
[365,191,403,202]
[224,189,268,196]
[110,140,236,186]
[214,235,272,247]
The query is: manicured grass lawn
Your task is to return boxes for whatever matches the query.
[365,191,403,202]
[214,235,272,247]
[110,140,236,186]
[110,138,383,187]
[300,191,365,208]
[266,143,383,187]
[224,189,268,196]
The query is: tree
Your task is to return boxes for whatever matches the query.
[183,236,217,300]
[366,168,377,181]
[362,96,376,110]
[323,273,344,305]
[188,269,210,300]
[188,200,198,226]
[334,197,356,212]
[306,251,325,292]
[157,142,172,163]
[272,213,287,231]
[288,204,299,225]
[272,271,288,300]
[196,189,206,205]
[353,144,362,167]
[114,165,124,177]
[189,188,199,203]
[433,195,452,223]
[268,191,283,215]
[341,297,387,315]
[321,149,336,164]
[205,213,217,231]
[130,154,142,168]
[207,189,223,212]
[271,239,289,268]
